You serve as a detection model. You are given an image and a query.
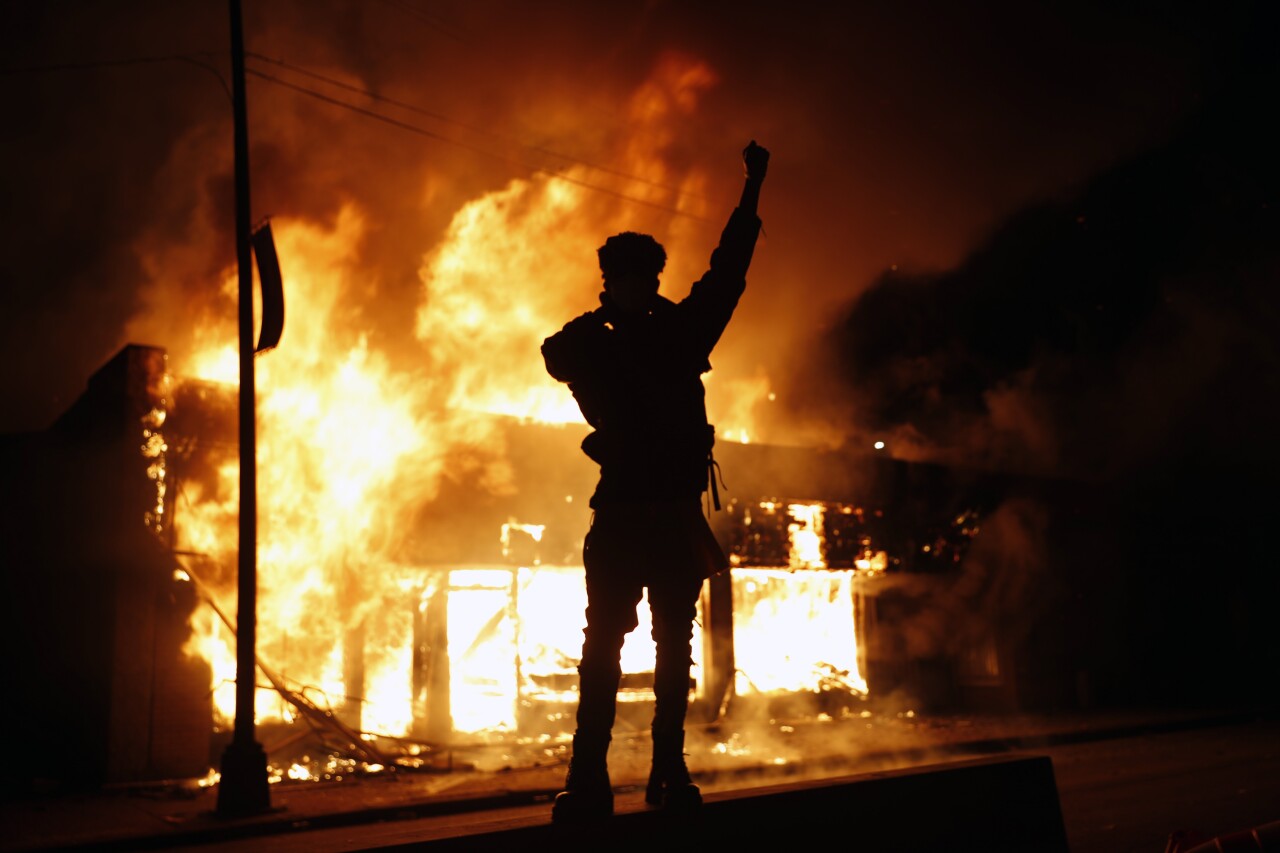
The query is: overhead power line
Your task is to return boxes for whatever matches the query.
[4,51,713,222]
[244,66,712,222]
[244,51,707,206]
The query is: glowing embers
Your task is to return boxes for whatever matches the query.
[726,499,891,574]
[786,502,826,569]
[731,568,868,697]
[729,500,828,568]
[141,403,168,536]
[429,566,707,736]
[729,501,824,569]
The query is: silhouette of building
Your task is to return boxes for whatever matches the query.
[0,346,212,792]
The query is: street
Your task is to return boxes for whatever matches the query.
[1049,718,1279,852]
[166,715,1280,852]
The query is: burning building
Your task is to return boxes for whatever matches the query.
[1,339,1065,792]
[4,4,1278,805]
[0,37,1110,796]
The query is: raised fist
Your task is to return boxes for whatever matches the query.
[743,140,769,181]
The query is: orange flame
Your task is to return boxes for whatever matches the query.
[164,54,815,746]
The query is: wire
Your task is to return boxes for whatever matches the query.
[244,50,708,205]
[245,67,714,222]
[4,51,715,222]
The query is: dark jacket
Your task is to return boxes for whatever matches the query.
[542,206,762,507]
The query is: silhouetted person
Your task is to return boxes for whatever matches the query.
[542,140,769,822]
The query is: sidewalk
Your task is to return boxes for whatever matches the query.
[4,705,1265,852]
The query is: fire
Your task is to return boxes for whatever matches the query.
[442,568,520,733]
[786,502,827,569]
[159,53,841,766]
[141,402,168,535]
[732,568,868,696]
[728,502,872,698]
[414,177,592,425]
[410,51,774,445]
[703,368,773,446]
[429,563,707,735]
[176,207,481,735]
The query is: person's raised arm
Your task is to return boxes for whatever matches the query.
[679,141,770,358]
[739,140,769,217]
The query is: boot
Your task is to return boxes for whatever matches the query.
[552,733,614,823]
[645,728,702,812]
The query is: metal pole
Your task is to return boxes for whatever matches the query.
[217,0,271,817]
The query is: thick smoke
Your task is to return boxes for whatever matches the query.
[801,47,1280,480]
[897,498,1051,658]
[795,31,1280,705]
[3,0,1237,437]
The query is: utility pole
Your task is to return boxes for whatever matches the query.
[216,0,271,818]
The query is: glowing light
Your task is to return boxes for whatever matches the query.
[731,568,867,695]
[445,565,707,734]
[164,54,818,748]
[787,503,826,570]
[854,550,888,573]
[177,210,443,734]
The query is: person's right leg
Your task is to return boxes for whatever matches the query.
[644,572,705,811]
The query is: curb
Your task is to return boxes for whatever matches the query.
[28,708,1276,852]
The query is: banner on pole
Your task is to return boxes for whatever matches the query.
[252,221,285,353]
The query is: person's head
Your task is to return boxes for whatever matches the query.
[597,231,665,315]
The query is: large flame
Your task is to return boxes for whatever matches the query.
[161,54,853,761]
[168,55,759,741]
[733,568,867,696]
[178,207,477,734]
[413,55,725,426]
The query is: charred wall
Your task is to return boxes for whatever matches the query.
[0,346,211,794]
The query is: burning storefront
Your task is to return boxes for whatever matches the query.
[0,92,1082,786]
[1,341,1064,793]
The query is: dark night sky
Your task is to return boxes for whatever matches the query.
[2,0,1266,445]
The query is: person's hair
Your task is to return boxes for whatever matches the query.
[597,232,666,281]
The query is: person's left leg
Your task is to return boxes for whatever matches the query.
[645,571,705,810]
[553,528,643,824]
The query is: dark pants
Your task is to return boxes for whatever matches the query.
[575,502,721,742]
